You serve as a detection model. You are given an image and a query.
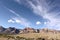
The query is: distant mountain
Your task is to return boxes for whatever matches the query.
[0,26,5,34]
[0,26,20,34]
[0,26,60,34]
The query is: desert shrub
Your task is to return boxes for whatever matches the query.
[37,38,42,40]
[0,34,3,37]
[16,36,20,40]
[48,38,54,40]
[37,38,45,40]
[0,34,2,35]
[26,38,34,40]
[16,36,26,40]
[2,34,8,38]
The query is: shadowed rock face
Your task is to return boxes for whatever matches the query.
[0,26,5,33]
[0,26,20,34]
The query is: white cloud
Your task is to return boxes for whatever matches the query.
[6,8,32,27]
[15,19,21,23]
[7,0,60,29]
[36,21,41,25]
[12,17,31,27]
[25,0,60,30]
[44,22,47,25]
[8,19,15,23]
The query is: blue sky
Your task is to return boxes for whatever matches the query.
[0,0,60,30]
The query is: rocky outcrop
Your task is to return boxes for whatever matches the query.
[0,26,60,34]
[39,28,60,34]
[20,27,36,33]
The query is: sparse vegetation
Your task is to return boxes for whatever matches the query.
[0,27,60,40]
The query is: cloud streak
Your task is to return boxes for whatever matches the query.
[2,0,60,30]
[6,7,32,27]
[15,0,60,30]
[27,0,60,30]
[12,17,31,27]
[14,0,21,4]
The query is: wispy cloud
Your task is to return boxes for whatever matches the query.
[14,0,21,4]
[17,0,60,30]
[12,17,31,27]
[3,0,60,29]
[6,7,32,27]
[8,9,20,17]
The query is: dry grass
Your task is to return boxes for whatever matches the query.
[16,33,60,39]
[0,33,60,40]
